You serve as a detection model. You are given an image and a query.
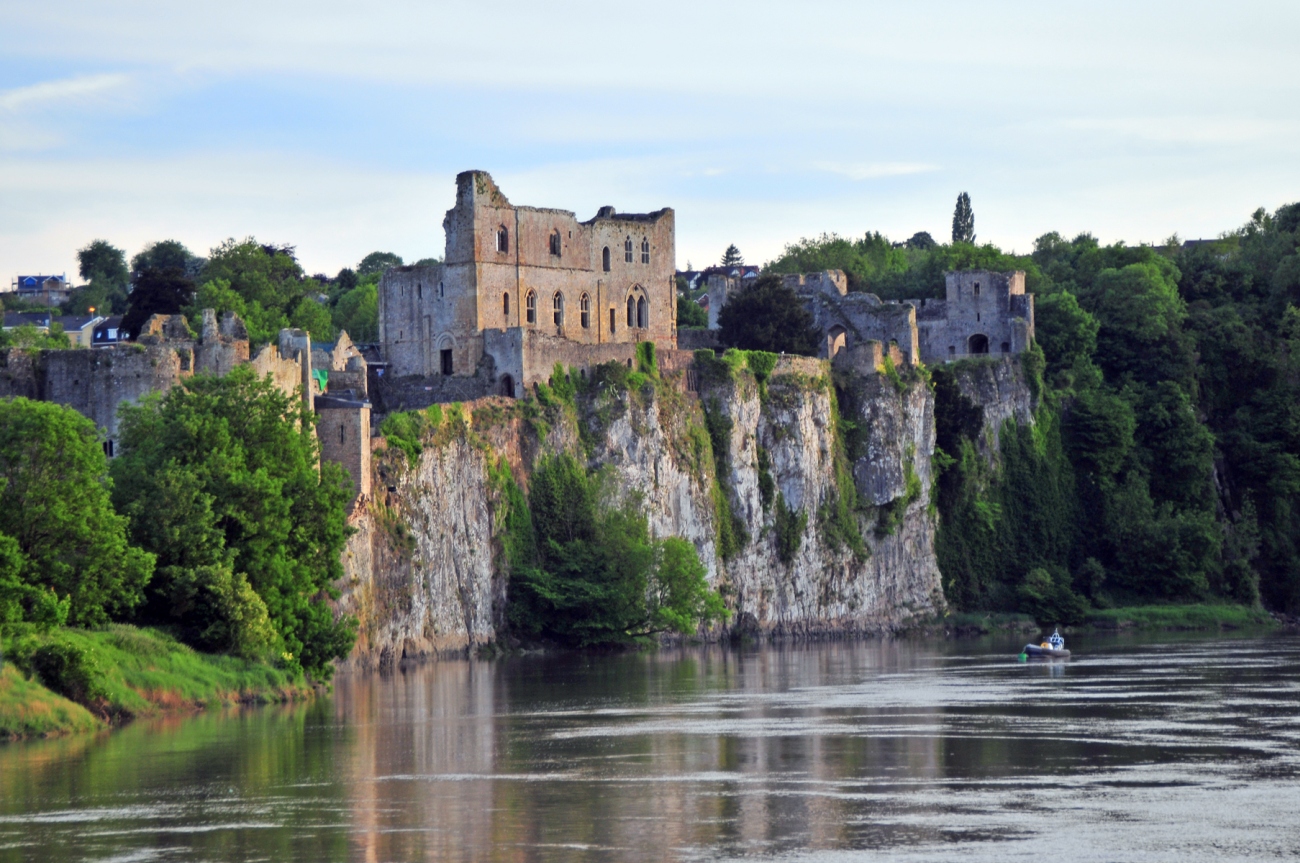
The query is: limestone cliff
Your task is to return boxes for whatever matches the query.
[338,354,955,665]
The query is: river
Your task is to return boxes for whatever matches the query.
[2,631,1298,861]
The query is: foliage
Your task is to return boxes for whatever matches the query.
[720,244,743,266]
[952,192,975,244]
[716,275,820,355]
[121,267,196,338]
[1,624,308,732]
[75,239,130,314]
[0,323,70,350]
[0,662,102,738]
[701,399,748,559]
[332,277,379,342]
[0,399,154,627]
[111,368,355,677]
[505,454,726,646]
[773,494,807,565]
[132,240,200,276]
[379,405,444,465]
[357,251,403,276]
[677,294,708,328]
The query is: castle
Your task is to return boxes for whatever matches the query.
[706,268,1035,367]
[377,171,678,403]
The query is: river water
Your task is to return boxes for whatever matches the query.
[2,632,1299,862]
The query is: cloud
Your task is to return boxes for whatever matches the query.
[814,162,940,181]
[0,73,132,113]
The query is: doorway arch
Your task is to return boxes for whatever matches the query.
[967,333,990,355]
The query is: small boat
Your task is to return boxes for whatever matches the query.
[1020,628,1070,660]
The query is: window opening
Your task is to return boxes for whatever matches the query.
[501,374,515,398]
[641,237,650,264]
[1001,341,1011,353]
[580,293,590,328]
[624,236,633,263]
[549,230,562,257]
[526,291,536,324]
[974,282,981,297]
[609,308,616,333]
[339,424,345,444]
[637,296,647,328]
[496,226,509,253]
[439,281,444,298]
[417,283,422,299]
[627,296,635,327]
[553,291,564,326]
[503,292,510,317]
[602,247,611,271]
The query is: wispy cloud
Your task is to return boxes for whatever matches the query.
[0,73,132,113]
[814,162,940,181]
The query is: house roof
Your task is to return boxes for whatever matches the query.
[3,311,52,328]
[57,315,100,331]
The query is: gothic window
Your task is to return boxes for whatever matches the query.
[641,237,650,264]
[580,293,590,329]
[526,290,536,324]
[602,247,611,272]
[627,295,635,327]
[624,236,633,263]
[553,291,564,326]
[503,292,510,317]
[496,225,509,253]
[637,296,647,328]
[549,230,562,257]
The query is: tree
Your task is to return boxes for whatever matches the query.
[677,295,708,329]
[716,275,820,355]
[132,240,197,277]
[111,368,356,676]
[357,251,403,276]
[720,244,744,267]
[952,192,975,244]
[412,257,441,268]
[332,280,379,342]
[0,399,154,627]
[121,267,196,339]
[288,296,336,342]
[906,231,937,250]
[75,240,130,314]
[202,237,305,314]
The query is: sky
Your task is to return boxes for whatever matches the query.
[2,1,1298,282]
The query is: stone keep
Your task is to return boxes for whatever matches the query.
[379,171,677,396]
[910,271,1034,364]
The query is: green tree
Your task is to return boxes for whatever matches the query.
[132,240,197,276]
[357,251,403,276]
[121,267,196,338]
[331,279,379,342]
[111,368,356,675]
[0,399,154,626]
[201,238,305,316]
[74,239,131,314]
[288,296,336,342]
[716,274,820,355]
[677,295,708,328]
[720,244,743,267]
[952,192,975,244]
[0,323,70,350]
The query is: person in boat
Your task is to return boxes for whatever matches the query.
[1048,628,1065,651]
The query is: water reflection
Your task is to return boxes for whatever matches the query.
[2,633,1299,861]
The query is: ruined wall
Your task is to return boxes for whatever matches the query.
[338,354,945,664]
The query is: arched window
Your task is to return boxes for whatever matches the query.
[827,325,847,358]
[637,296,647,329]
[580,293,590,329]
[968,333,989,355]
[553,291,564,326]
[496,225,509,253]
[503,292,510,317]
[525,290,536,324]
[641,237,650,264]
[549,230,562,257]
[501,374,515,398]
[624,236,633,263]
[602,246,611,272]
[627,295,636,327]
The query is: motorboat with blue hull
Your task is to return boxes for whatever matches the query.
[1020,628,1070,660]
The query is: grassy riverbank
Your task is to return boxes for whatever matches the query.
[1,625,311,739]
[941,603,1278,636]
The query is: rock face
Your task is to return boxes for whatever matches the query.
[338,355,959,665]
[948,356,1036,462]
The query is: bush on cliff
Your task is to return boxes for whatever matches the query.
[0,398,154,627]
[111,367,356,677]
[716,275,820,355]
[505,453,727,647]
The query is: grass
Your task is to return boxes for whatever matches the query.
[1,624,311,739]
[0,664,103,739]
[1084,603,1276,631]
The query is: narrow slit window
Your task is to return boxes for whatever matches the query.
[580,293,590,328]
[553,292,564,326]
[496,225,509,253]
[627,295,635,327]
[602,247,611,272]
[503,292,510,317]
[549,230,562,257]
[526,291,536,324]
[637,296,647,328]
[609,308,616,333]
